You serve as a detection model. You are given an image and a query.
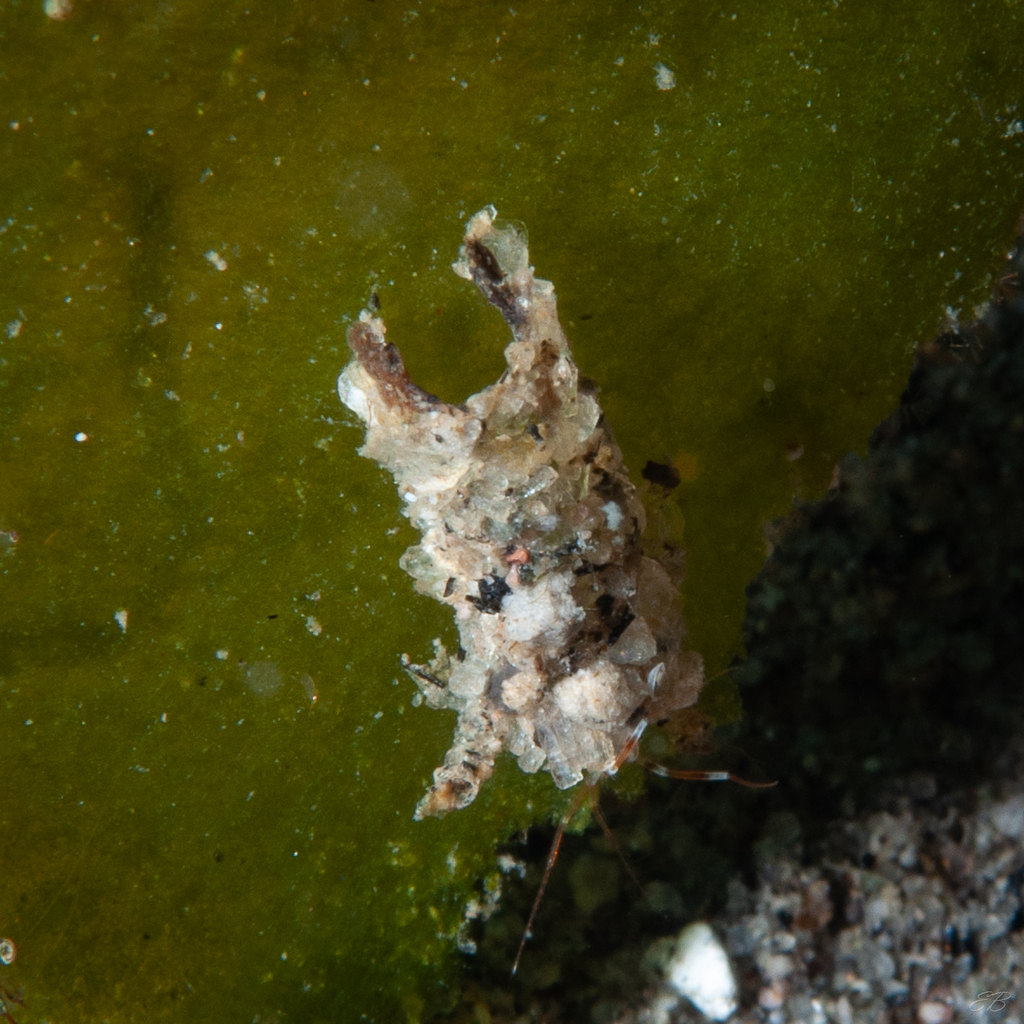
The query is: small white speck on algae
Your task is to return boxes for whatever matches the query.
[204,249,228,271]
[654,62,676,90]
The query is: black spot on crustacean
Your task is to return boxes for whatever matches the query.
[550,538,581,560]
[466,574,512,614]
[607,609,636,646]
[593,593,635,645]
[574,560,612,577]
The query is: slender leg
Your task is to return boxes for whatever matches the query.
[591,802,643,895]
[511,783,591,977]
[511,721,650,976]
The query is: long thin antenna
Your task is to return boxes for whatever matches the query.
[646,764,777,789]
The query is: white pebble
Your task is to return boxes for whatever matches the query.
[666,922,738,1021]
[114,609,129,632]
[917,1001,952,1024]
[990,794,1024,839]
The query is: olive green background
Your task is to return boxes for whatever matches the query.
[1,0,1021,1020]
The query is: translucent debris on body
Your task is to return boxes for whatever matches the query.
[338,206,705,819]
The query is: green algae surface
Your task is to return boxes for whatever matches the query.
[1,1,1022,1020]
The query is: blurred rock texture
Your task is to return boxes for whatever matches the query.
[636,769,1024,1024]
[737,216,1024,819]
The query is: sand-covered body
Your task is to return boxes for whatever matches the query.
[338,208,704,818]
